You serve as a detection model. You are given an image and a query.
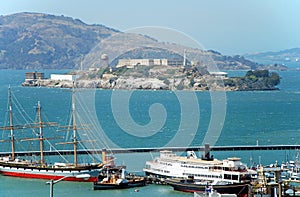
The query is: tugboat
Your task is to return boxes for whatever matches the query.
[94,150,145,190]
[94,166,146,190]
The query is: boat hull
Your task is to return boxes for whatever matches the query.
[0,162,102,182]
[93,180,146,190]
[165,179,249,195]
[93,182,130,190]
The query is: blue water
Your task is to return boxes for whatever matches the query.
[0,69,300,196]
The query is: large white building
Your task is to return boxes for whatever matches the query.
[116,58,183,68]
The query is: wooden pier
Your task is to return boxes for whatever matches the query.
[1,144,300,157]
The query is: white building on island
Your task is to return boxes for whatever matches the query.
[50,74,79,81]
[209,71,228,78]
[116,58,184,68]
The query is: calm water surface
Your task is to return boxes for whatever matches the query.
[0,69,300,196]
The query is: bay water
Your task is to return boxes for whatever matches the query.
[0,69,299,197]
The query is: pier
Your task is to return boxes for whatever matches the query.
[1,144,300,157]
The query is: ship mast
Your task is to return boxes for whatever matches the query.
[37,101,45,165]
[55,81,79,166]
[72,81,78,166]
[8,85,15,161]
[0,86,57,165]
[17,101,55,166]
[56,81,100,167]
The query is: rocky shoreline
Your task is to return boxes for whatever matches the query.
[22,69,280,91]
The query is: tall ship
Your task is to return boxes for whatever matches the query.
[0,84,103,182]
[144,144,256,186]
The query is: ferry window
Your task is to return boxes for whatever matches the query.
[232,175,238,180]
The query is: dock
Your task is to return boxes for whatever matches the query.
[1,144,300,157]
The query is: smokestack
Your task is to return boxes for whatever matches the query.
[204,144,210,160]
[102,149,106,164]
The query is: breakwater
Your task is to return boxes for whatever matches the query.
[2,144,300,157]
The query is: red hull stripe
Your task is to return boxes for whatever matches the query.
[176,188,198,193]
[0,171,97,182]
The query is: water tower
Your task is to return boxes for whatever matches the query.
[100,54,109,68]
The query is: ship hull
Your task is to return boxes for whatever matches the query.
[0,162,101,182]
[165,179,249,195]
[93,180,146,190]
[93,182,130,190]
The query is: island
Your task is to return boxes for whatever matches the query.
[22,63,280,91]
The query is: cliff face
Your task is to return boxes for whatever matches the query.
[1,12,281,71]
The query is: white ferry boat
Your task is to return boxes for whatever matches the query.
[143,144,256,183]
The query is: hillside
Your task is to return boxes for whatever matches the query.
[0,12,118,69]
[0,12,282,70]
[245,48,300,66]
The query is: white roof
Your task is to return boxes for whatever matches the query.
[209,71,228,75]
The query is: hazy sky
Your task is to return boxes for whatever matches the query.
[1,0,300,55]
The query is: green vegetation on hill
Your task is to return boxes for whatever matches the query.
[224,70,280,90]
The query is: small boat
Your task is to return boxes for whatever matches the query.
[94,166,146,190]
[165,177,250,195]
[194,187,238,197]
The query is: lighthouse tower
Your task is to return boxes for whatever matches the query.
[183,49,187,67]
